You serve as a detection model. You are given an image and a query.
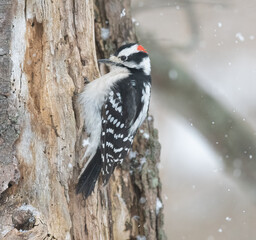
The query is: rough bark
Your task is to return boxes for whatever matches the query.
[0,0,20,200]
[0,0,165,239]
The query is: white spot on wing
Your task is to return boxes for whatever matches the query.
[107,128,114,134]
[106,141,114,148]
[114,147,123,153]
[117,106,122,113]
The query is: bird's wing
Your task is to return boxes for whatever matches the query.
[100,81,141,184]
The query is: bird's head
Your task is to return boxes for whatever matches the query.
[98,43,151,75]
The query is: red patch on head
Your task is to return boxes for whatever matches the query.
[137,45,148,53]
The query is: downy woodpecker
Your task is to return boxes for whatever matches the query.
[76,43,151,198]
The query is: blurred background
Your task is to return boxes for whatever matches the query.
[131,0,256,239]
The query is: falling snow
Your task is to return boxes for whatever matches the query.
[129,151,137,159]
[107,2,256,239]
[120,8,126,18]
[82,138,90,147]
[235,32,245,42]
[168,69,178,80]
[101,28,110,40]
[139,197,146,204]
[143,133,149,139]
[147,116,153,121]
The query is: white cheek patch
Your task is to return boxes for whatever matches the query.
[123,61,139,69]
[123,57,151,75]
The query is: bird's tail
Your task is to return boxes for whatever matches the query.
[76,148,102,198]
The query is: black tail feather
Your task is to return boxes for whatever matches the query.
[76,149,102,198]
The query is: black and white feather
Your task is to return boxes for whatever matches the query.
[76,43,151,198]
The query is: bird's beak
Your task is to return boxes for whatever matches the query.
[98,59,113,64]
[98,56,121,66]
[98,59,118,66]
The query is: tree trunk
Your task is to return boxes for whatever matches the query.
[0,0,165,239]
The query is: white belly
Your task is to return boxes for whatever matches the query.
[78,67,130,161]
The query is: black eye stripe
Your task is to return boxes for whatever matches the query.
[127,52,148,64]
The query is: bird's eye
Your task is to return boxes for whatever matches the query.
[120,56,127,61]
